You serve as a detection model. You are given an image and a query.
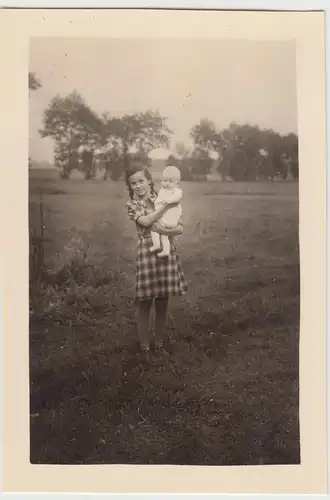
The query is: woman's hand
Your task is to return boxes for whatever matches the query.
[137,202,170,228]
[137,199,180,228]
[159,200,179,209]
[166,200,180,208]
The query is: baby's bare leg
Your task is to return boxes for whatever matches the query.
[157,234,171,257]
[150,231,161,252]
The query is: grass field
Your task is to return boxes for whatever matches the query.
[29,170,300,465]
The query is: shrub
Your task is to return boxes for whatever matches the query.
[30,233,118,324]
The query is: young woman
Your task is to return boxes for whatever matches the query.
[125,164,187,358]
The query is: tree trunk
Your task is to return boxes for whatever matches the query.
[123,142,130,169]
[82,150,95,180]
[286,162,294,181]
[60,164,71,179]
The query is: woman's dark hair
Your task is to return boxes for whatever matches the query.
[125,164,157,200]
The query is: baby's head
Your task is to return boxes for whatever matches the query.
[162,165,181,190]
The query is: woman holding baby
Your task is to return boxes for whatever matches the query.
[125,163,187,359]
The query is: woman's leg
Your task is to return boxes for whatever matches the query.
[154,296,169,349]
[136,299,153,350]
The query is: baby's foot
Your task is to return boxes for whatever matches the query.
[149,245,161,253]
[157,251,170,258]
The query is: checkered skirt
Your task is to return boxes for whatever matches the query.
[135,235,188,301]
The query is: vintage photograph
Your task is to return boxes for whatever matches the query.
[29,36,300,466]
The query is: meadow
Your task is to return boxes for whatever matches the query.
[29,170,300,465]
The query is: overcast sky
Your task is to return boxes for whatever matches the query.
[29,37,297,162]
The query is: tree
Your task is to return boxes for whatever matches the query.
[191,119,228,179]
[191,118,298,181]
[254,148,270,180]
[179,156,193,181]
[261,129,287,179]
[29,72,41,168]
[282,133,299,179]
[54,142,79,179]
[102,147,124,181]
[81,149,95,180]
[40,91,105,179]
[135,110,172,154]
[98,117,126,180]
[190,148,212,178]
[130,150,151,170]
[218,123,264,180]
[29,72,41,91]
[166,154,179,167]
[173,142,193,180]
[174,142,189,159]
[214,123,238,179]
[190,119,217,151]
[103,110,172,177]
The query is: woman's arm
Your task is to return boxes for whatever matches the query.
[152,222,183,236]
[137,202,169,228]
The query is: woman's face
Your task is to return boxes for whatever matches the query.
[129,170,151,199]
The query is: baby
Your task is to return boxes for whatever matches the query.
[150,165,183,258]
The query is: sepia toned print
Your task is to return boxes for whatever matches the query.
[0,6,327,494]
[28,36,301,466]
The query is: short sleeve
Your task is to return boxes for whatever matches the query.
[127,200,145,223]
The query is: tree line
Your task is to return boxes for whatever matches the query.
[185,119,298,181]
[29,72,298,181]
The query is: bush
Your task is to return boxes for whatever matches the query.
[30,233,118,325]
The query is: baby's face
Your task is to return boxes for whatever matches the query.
[162,176,178,190]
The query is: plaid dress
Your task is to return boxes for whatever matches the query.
[127,194,188,302]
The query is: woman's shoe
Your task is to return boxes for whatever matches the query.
[154,341,168,356]
[140,345,152,362]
